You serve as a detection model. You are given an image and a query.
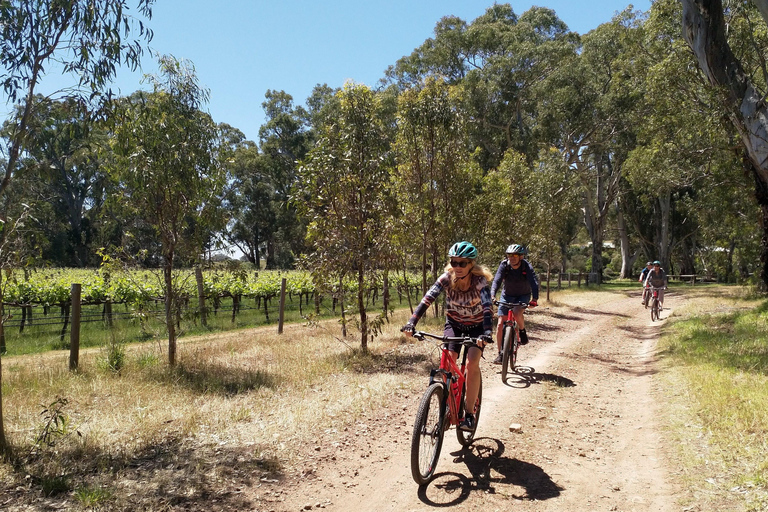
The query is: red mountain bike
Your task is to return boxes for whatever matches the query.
[650,286,663,321]
[494,299,528,383]
[409,331,483,485]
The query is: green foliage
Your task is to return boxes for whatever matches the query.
[393,77,481,281]
[100,336,126,373]
[296,82,393,349]
[35,397,79,448]
[74,485,113,507]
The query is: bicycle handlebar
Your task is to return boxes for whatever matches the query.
[411,330,485,346]
[493,299,529,308]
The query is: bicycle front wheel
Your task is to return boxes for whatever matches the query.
[410,382,446,485]
[501,326,512,383]
[651,299,659,321]
[456,379,482,447]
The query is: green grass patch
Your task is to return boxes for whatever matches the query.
[660,293,768,510]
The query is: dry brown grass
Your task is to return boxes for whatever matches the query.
[0,309,444,511]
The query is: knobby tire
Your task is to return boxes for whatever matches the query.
[501,325,512,383]
[410,382,446,485]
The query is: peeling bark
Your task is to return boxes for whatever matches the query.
[682,0,768,285]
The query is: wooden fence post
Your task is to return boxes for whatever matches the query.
[277,277,287,334]
[69,283,81,371]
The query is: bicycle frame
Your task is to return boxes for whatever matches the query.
[410,330,483,484]
[427,337,471,427]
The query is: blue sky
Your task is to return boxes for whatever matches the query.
[32,0,651,144]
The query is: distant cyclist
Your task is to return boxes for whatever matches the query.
[490,244,539,364]
[401,241,493,432]
[645,260,668,308]
[639,261,653,305]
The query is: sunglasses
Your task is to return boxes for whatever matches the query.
[450,260,469,268]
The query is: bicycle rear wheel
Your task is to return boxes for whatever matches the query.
[410,382,446,485]
[510,330,519,371]
[501,326,512,383]
[456,379,482,447]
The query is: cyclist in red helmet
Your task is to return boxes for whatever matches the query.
[402,241,493,432]
[490,244,539,364]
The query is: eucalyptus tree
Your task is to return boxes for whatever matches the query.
[477,148,579,283]
[0,0,154,459]
[0,0,154,200]
[538,9,644,283]
[386,4,578,170]
[109,55,225,366]
[222,138,274,267]
[257,90,311,268]
[681,0,768,285]
[295,83,392,351]
[527,149,581,281]
[474,149,529,259]
[618,0,760,277]
[14,96,109,266]
[393,77,480,295]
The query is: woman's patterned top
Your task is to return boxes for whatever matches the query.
[408,272,492,331]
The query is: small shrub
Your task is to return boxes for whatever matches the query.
[100,337,126,373]
[136,351,159,368]
[40,475,70,497]
[36,397,79,448]
[74,485,113,507]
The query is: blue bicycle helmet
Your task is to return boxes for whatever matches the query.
[653,260,661,265]
[448,241,478,259]
[506,244,527,255]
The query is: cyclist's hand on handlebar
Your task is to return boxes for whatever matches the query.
[529,300,538,308]
[478,332,493,348]
[401,323,415,337]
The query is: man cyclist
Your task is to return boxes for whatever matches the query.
[639,261,653,305]
[645,260,668,308]
[490,244,539,364]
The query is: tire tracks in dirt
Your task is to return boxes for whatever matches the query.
[272,289,685,512]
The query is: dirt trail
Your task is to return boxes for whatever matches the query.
[261,289,685,512]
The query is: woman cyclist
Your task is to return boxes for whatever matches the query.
[401,241,493,431]
[490,244,539,364]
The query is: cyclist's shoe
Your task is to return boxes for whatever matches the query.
[459,413,475,431]
[519,329,529,345]
[493,352,503,364]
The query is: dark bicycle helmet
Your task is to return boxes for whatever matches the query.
[448,241,478,259]
[653,260,661,265]
[506,243,527,255]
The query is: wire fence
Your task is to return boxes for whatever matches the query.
[0,280,423,358]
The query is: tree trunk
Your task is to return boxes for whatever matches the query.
[0,270,9,458]
[164,259,177,366]
[682,0,768,286]
[382,271,390,322]
[339,275,347,337]
[358,267,367,352]
[658,192,672,270]
[616,198,633,278]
